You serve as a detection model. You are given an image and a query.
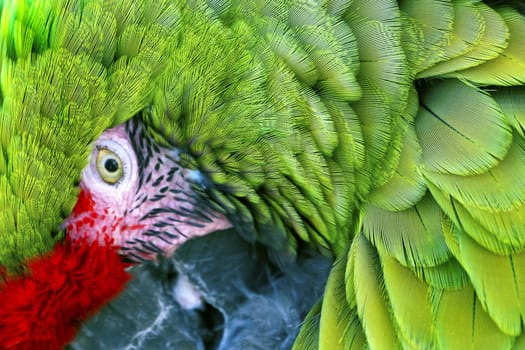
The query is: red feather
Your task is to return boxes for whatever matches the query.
[0,236,131,350]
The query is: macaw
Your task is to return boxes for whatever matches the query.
[1,0,525,349]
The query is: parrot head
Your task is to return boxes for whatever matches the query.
[64,119,232,261]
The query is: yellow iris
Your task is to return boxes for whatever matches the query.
[96,148,124,184]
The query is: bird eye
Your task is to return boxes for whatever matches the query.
[96,148,124,184]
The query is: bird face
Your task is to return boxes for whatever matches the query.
[63,119,232,261]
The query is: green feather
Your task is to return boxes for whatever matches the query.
[347,5,411,190]
[416,257,469,290]
[381,254,435,348]
[363,193,451,269]
[493,87,525,136]
[443,218,525,336]
[399,0,454,73]
[423,135,525,212]
[429,182,522,255]
[319,255,351,350]
[447,7,525,85]
[417,0,485,78]
[416,79,512,175]
[419,2,508,77]
[351,234,400,349]
[433,287,514,350]
[292,299,322,350]
[369,95,426,211]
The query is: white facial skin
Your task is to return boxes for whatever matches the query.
[64,122,232,261]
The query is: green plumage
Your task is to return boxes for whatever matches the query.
[2,0,525,348]
[0,0,180,272]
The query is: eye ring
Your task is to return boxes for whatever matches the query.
[96,148,124,184]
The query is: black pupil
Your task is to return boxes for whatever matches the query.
[104,158,119,173]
